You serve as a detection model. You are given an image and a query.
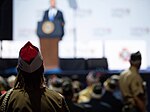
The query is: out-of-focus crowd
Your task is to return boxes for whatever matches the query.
[0,75,16,95]
[0,71,141,112]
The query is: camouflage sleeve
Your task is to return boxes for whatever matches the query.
[0,93,7,112]
[62,97,70,112]
[0,89,13,112]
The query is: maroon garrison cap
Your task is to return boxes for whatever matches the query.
[18,41,43,73]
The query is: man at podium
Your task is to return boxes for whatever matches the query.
[42,0,65,39]
[37,0,65,70]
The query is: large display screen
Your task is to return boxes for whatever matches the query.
[4,0,150,70]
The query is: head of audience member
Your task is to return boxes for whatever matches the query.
[109,75,120,88]
[86,71,100,86]
[62,80,74,100]
[104,78,117,92]
[7,75,16,88]
[0,76,7,95]
[72,80,82,102]
[110,75,123,100]
[48,75,63,94]
[91,83,102,99]
[14,41,45,90]
[110,75,119,82]
[109,75,121,90]
[129,51,142,70]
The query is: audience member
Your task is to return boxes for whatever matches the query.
[7,75,16,88]
[100,77,123,112]
[81,82,113,112]
[72,80,82,103]
[78,71,100,103]
[62,80,86,112]
[110,74,123,101]
[0,41,70,112]
[48,74,63,94]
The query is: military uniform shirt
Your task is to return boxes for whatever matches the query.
[0,87,70,112]
[119,66,144,105]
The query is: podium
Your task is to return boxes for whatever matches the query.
[37,20,64,70]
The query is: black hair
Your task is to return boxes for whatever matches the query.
[62,81,73,98]
[14,65,45,90]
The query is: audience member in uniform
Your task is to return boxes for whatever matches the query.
[119,51,147,112]
[0,41,70,112]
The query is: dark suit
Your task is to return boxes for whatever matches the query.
[43,9,65,23]
[42,9,65,38]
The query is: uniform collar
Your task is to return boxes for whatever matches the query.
[130,66,139,73]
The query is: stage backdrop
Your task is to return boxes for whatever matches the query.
[7,0,150,70]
